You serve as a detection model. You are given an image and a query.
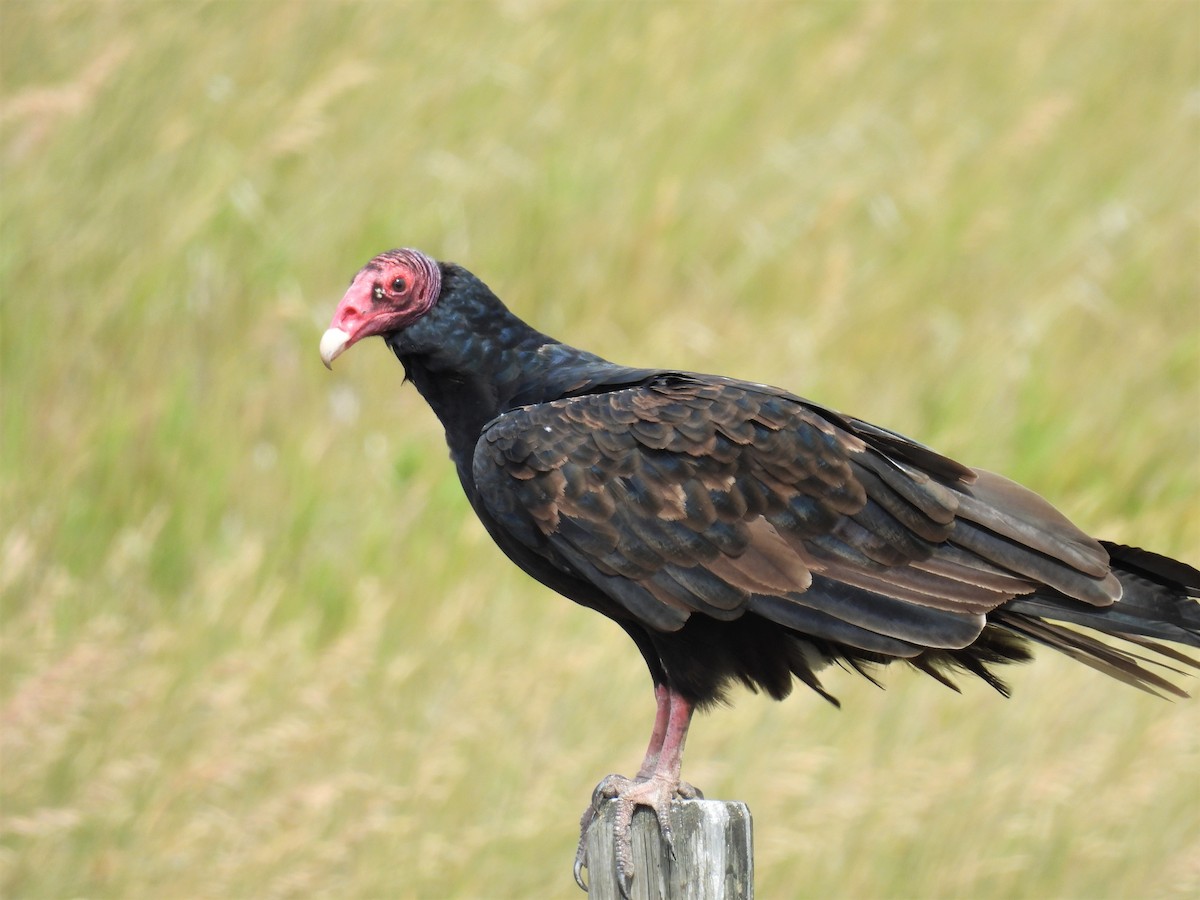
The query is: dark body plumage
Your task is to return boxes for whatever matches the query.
[321,248,1199,890]
[348,256,1199,706]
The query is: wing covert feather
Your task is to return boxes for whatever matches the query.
[473,374,1121,653]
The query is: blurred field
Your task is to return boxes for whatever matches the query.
[2,2,1198,898]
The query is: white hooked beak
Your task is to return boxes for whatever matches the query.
[319,327,351,369]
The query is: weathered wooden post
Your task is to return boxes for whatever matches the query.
[582,799,753,899]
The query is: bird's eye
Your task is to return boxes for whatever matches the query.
[391,277,407,293]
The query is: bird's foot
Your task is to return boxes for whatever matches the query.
[573,773,703,895]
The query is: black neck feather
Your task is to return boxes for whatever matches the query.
[387,264,640,479]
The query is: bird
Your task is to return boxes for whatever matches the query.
[320,247,1200,895]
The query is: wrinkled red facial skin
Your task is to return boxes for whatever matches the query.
[327,248,441,353]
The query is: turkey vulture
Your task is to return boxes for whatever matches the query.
[320,248,1199,893]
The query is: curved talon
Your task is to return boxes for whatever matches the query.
[575,772,700,896]
[611,796,636,897]
[658,811,676,862]
[573,689,699,894]
[574,803,593,892]
[573,847,588,892]
[575,774,637,892]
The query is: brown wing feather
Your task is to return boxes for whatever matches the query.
[473,374,1121,655]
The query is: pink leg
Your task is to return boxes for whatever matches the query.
[649,688,694,783]
[634,684,671,779]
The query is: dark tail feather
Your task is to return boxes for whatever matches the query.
[994,612,1192,698]
[998,543,1200,698]
[1103,541,1200,596]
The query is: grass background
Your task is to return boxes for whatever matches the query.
[2,1,1198,897]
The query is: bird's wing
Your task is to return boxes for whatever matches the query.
[473,373,1121,656]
